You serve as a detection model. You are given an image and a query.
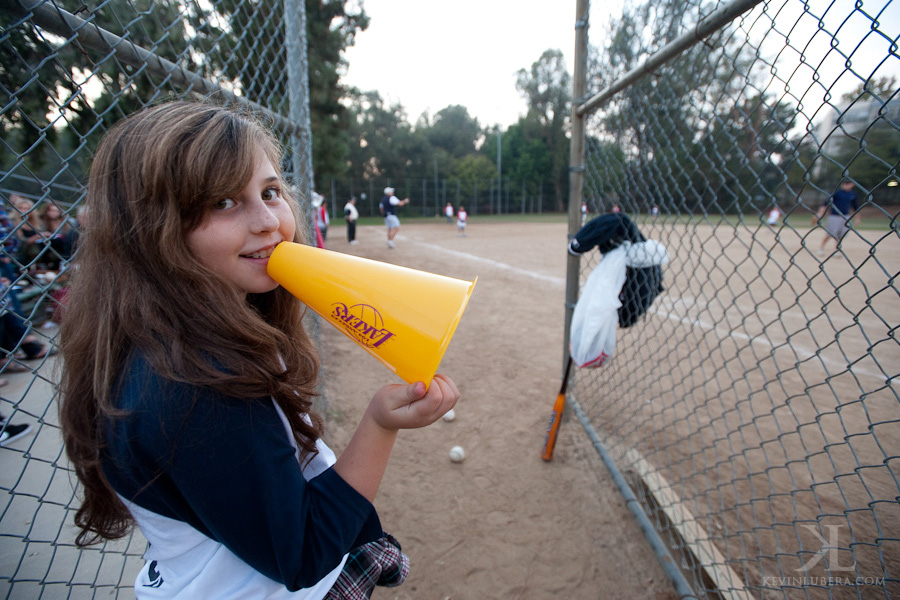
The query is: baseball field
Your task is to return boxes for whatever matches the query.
[321,217,679,599]
[320,215,898,599]
[2,215,895,598]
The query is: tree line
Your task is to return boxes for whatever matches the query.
[1,0,571,213]
[585,0,899,215]
[3,0,895,216]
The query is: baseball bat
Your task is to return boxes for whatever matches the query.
[541,356,573,461]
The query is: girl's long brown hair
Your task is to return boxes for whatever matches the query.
[59,101,323,547]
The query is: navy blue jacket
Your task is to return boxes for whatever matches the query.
[102,353,383,590]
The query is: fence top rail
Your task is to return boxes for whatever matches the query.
[1,0,300,138]
[576,0,763,117]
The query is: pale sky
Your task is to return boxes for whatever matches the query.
[341,1,584,129]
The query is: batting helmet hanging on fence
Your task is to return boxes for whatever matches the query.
[568,214,667,327]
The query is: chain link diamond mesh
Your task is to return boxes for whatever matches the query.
[0,0,316,596]
[569,0,898,597]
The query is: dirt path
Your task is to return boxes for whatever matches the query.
[318,220,679,599]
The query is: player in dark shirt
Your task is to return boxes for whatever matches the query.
[814,179,860,257]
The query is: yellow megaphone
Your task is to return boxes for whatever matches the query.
[268,242,476,385]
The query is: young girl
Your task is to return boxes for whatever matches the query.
[59,101,459,599]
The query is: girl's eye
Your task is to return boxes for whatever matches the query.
[215,198,236,210]
[262,187,281,202]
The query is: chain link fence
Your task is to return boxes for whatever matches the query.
[317,176,554,220]
[566,0,898,598]
[0,0,322,596]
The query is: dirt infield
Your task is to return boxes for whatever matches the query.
[564,218,899,599]
[5,216,893,597]
[319,220,680,599]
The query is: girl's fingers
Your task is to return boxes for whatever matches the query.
[405,381,427,403]
[369,375,460,430]
[432,374,459,401]
[418,375,459,419]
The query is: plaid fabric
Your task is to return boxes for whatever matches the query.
[324,533,409,600]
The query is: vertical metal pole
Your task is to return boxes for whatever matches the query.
[505,178,510,214]
[330,178,336,218]
[489,179,494,214]
[496,127,502,211]
[284,0,315,240]
[284,0,323,415]
[564,0,590,373]
[522,181,526,214]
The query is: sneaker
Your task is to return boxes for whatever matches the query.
[387,241,395,249]
[816,249,825,257]
[350,240,359,245]
[0,422,33,447]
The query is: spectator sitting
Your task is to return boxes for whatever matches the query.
[0,276,55,372]
[0,200,24,316]
[11,195,48,268]
[62,204,88,258]
[41,203,75,269]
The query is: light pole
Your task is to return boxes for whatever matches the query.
[496,126,502,214]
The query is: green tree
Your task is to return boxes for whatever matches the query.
[345,90,430,180]
[422,105,481,158]
[304,0,369,187]
[589,0,800,215]
[813,77,900,201]
[207,0,367,187]
[2,0,366,192]
[2,0,201,182]
[451,154,497,182]
[514,49,571,210]
[501,119,552,192]
[1,8,69,175]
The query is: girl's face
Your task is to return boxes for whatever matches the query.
[186,153,296,295]
[45,205,61,220]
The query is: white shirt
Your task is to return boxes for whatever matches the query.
[343,202,358,221]
[124,402,346,600]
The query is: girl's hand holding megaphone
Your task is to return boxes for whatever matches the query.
[335,375,459,502]
[367,374,460,431]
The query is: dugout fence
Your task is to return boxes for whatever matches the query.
[564,0,899,598]
[0,0,324,597]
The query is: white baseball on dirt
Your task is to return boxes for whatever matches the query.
[449,445,465,463]
[442,409,456,422]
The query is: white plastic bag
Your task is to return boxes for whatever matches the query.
[569,246,627,368]
[622,240,669,268]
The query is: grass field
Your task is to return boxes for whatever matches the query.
[352,210,897,231]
